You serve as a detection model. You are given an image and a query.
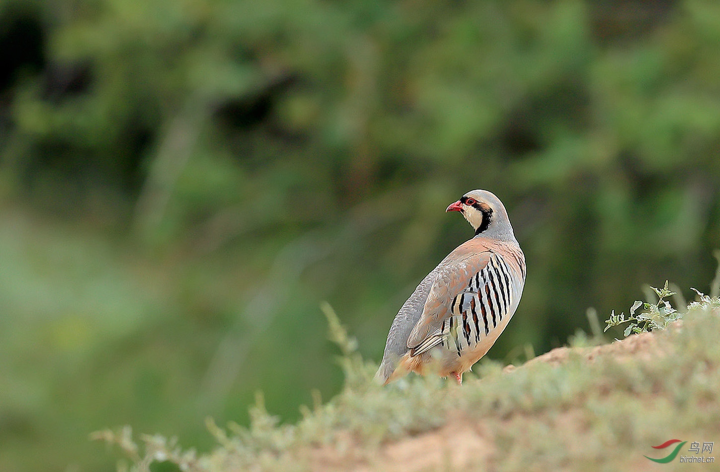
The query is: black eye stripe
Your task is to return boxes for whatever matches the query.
[460,196,483,211]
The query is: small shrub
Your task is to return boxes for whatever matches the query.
[604,281,681,337]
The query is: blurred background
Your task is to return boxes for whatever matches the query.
[1,0,720,470]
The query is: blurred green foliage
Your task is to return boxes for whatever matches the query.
[1,0,720,470]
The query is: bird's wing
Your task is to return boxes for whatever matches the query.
[375,267,439,382]
[406,247,519,356]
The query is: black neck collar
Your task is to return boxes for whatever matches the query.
[475,207,493,235]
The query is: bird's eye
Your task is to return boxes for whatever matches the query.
[465,198,476,206]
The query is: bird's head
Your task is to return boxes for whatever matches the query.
[446,189,515,240]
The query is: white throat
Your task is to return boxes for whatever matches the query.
[464,207,485,231]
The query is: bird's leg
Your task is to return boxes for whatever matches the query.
[454,372,462,385]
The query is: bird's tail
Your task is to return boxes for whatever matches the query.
[374,360,395,385]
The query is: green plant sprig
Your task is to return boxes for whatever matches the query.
[604,281,681,337]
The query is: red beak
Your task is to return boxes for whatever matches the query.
[446,200,463,212]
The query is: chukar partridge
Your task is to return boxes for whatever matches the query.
[376,190,526,385]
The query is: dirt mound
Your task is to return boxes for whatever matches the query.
[306,327,675,472]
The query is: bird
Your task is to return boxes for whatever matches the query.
[376,189,526,385]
